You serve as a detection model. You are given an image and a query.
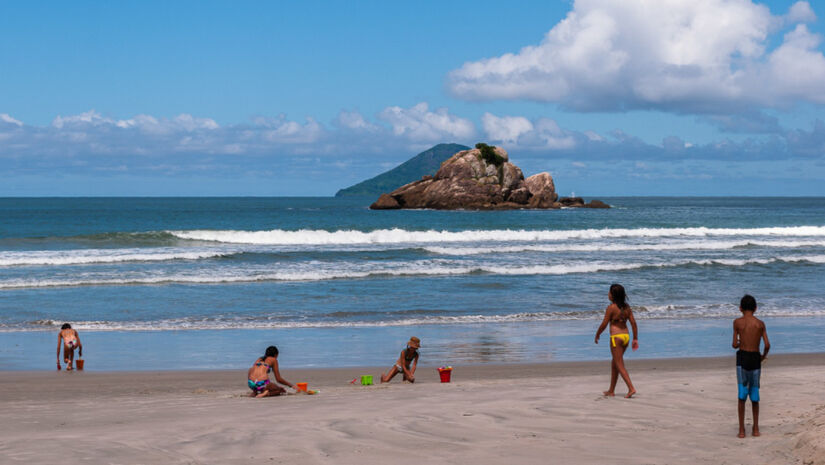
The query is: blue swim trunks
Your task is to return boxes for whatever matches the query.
[736,350,761,402]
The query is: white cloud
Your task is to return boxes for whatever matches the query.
[448,0,825,113]
[256,116,323,144]
[482,113,576,150]
[786,1,816,23]
[378,102,475,141]
[481,113,533,144]
[335,111,380,131]
[0,113,23,127]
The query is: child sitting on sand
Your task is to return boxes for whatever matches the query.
[247,345,296,398]
[732,294,770,438]
[381,337,420,383]
[56,323,82,370]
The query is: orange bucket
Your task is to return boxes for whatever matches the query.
[438,368,452,383]
[76,359,84,371]
[296,382,308,392]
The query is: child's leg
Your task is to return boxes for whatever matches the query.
[604,360,619,396]
[381,366,399,383]
[65,346,75,370]
[610,344,635,398]
[738,399,746,438]
[751,401,760,436]
[259,384,285,397]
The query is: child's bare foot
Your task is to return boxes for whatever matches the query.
[624,390,636,398]
[752,428,760,437]
[738,430,746,438]
[603,391,615,397]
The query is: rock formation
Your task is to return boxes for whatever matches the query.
[370,144,609,210]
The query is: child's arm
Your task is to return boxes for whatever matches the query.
[56,334,62,364]
[594,307,611,343]
[410,353,419,376]
[75,330,82,357]
[628,310,639,351]
[399,351,413,379]
[271,359,295,390]
[761,323,771,360]
[732,320,740,349]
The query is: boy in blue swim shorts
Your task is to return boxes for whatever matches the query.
[732,294,770,438]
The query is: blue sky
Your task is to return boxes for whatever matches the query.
[1,0,825,196]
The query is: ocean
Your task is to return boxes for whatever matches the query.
[1,196,824,371]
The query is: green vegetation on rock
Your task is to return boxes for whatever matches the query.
[335,143,470,197]
[475,142,504,167]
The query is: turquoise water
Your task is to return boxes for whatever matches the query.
[1,197,824,370]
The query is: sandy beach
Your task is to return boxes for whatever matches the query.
[1,354,824,465]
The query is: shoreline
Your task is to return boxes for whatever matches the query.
[3,352,824,399]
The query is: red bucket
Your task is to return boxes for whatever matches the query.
[438,368,452,383]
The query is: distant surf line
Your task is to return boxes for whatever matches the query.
[168,225,825,245]
[1,254,823,289]
[3,238,825,267]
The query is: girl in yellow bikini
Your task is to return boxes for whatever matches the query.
[595,284,639,398]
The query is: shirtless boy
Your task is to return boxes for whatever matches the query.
[57,323,82,370]
[381,337,420,383]
[732,294,770,438]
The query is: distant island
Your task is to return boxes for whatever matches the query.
[335,143,470,197]
[369,143,609,210]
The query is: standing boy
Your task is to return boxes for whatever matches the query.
[732,295,770,438]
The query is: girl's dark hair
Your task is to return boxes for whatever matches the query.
[61,323,71,330]
[610,284,630,316]
[263,345,279,359]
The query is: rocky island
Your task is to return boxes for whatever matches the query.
[370,143,609,210]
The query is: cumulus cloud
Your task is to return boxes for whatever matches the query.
[378,102,475,141]
[0,104,478,176]
[786,1,816,23]
[335,111,380,132]
[1,114,23,127]
[2,104,825,183]
[448,0,825,113]
[482,113,576,150]
[481,113,532,144]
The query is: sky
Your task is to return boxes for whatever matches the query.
[1,0,825,196]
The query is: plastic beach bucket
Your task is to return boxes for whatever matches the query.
[360,375,373,385]
[438,368,452,383]
[296,382,308,392]
[76,359,84,371]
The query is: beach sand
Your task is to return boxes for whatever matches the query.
[2,354,825,465]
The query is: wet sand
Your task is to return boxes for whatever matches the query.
[2,354,825,464]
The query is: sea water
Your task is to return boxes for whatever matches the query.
[1,197,824,370]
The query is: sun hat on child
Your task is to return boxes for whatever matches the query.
[408,336,421,349]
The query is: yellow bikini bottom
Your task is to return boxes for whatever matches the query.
[610,333,630,348]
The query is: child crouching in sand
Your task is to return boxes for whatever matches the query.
[381,337,420,383]
[56,323,82,370]
[248,346,295,398]
[733,294,770,438]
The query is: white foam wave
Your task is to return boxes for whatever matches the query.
[0,248,232,266]
[168,226,825,245]
[424,240,825,255]
[7,304,825,332]
[1,255,822,289]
